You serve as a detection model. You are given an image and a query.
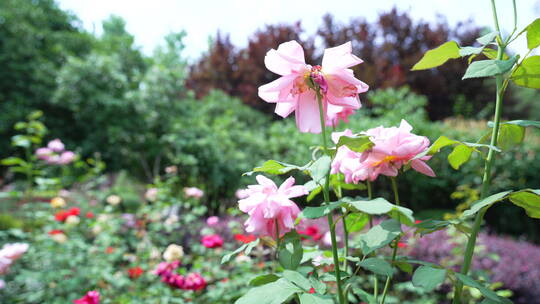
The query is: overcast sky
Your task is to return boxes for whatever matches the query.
[58,0,539,59]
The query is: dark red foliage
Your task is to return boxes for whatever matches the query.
[187,8,493,120]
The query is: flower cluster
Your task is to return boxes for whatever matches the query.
[238,175,307,237]
[154,261,207,291]
[128,266,143,279]
[0,243,29,275]
[258,41,368,133]
[331,120,435,182]
[201,234,223,249]
[35,139,76,165]
[54,207,81,223]
[73,290,100,304]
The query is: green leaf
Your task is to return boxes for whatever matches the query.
[498,123,525,150]
[246,160,306,176]
[283,270,311,290]
[412,266,446,291]
[336,135,373,153]
[411,41,461,70]
[308,156,331,184]
[345,212,369,233]
[299,293,334,304]
[455,273,512,304]
[222,239,260,263]
[482,48,509,60]
[279,231,303,270]
[306,185,322,202]
[415,219,453,235]
[462,56,518,79]
[509,189,540,219]
[448,145,474,170]
[1,157,26,166]
[477,31,498,45]
[526,18,540,50]
[348,198,415,226]
[427,136,460,154]
[461,191,511,219]
[309,276,326,294]
[301,201,343,219]
[358,219,401,255]
[511,55,540,89]
[11,135,31,148]
[357,258,394,276]
[459,46,485,57]
[502,120,540,128]
[250,274,280,286]
[395,261,413,274]
[235,278,302,304]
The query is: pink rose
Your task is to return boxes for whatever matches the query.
[73,290,99,304]
[201,234,223,248]
[47,139,65,152]
[258,41,368,133]
[238,175,307,237]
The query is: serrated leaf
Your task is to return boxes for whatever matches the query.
[250,274,280,286]
[283,270,311,290]
[448,145,474,170]
[357,258,394,276]
[412,41,461,70]
[246,160,307,176]
[358,219,401,255]
[308,156,331,184]
[511,55,540,89]
[498,123,525,150]
[301,202,343,219]
[455,273,512,304]
[461,191,511,219]
[526,18,540,50]
[336,135,373,153]
[460,46,485,57]
[348,198,415,226]
[412,266,446,291]
[462,56,518,79]
[509,189,540,219]
[279,231,303,270]
[235,278,302,304]
[477,31,498,45]
[345,212,369,233]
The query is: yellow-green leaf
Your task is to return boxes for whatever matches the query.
[412,41,461,70]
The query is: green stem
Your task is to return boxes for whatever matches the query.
[342,211,349,271]
[452,1,507,302]
[374,275,379,302]
[390,177,400,206]
[316,91,345,304]
[379,177,401,304]
[380,242,398,304]
[367,180,373,227]
[275,218,280,260]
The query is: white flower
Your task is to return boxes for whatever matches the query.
[163,244,184,262]
[65,215,80,225]
[51,233,67,243]
[106,195,122,206]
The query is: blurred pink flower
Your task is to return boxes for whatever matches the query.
[73,290,99,304]
[331,120,435,182]
[258,41,368,133]
[47,139,65,152]
[35,147,53,160]
[235,188,249,199]
[183,273,207,291]
[184,187,204,199]
[0,243,29,274]
[201,234,223,248]
[206,216,219,226]
[238,175,307,237]
[326,104,357,127]
[0,279,4,289]
[59,151,75,164]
